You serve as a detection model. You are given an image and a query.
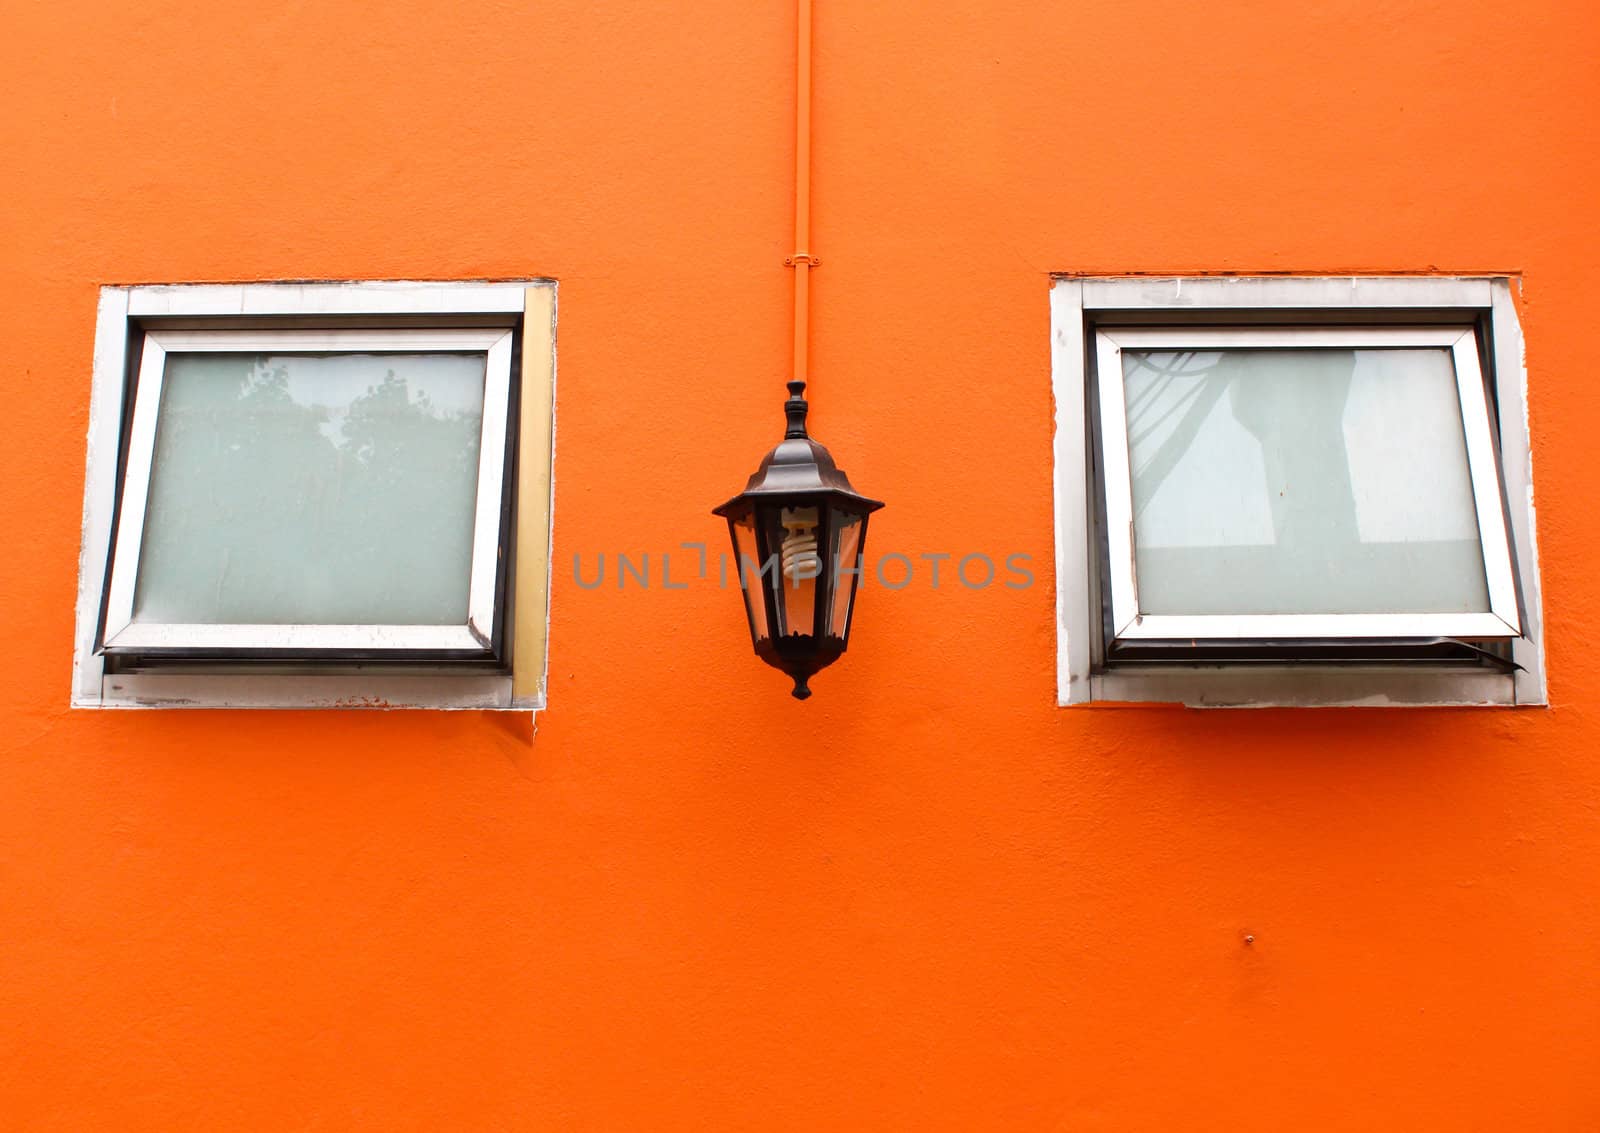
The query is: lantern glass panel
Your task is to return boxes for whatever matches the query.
[730,513,770,642]
[828,509,864,639]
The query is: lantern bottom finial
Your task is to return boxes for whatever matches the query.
[790,674,813,700]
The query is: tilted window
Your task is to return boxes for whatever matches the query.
[1052,277,1545,707]
[73,282,556,709]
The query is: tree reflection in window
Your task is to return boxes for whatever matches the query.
[1121,346,1488,616]
[133,352,487,626]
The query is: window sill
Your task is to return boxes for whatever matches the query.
[81,671,537,711]
[1073,663,1540,709]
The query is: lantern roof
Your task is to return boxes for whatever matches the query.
[712,382,885,516]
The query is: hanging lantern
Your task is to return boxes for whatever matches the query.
[713,381,883,699]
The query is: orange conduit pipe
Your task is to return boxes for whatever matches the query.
[787,0,815,385]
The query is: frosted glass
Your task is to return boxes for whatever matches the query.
[133,352,486,625]
[1121,347,1489,616]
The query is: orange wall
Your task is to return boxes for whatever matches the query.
[4,1,1599,1128]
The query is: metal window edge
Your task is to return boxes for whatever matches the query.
[1490,279,1548,705]
[125,279,550,317]
[82,673,542,712]
[1077,275,1497,311]
[1087,667,1519,709]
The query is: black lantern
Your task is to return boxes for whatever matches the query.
[713,381,884,699]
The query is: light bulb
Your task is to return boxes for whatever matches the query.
[779,506,821,582]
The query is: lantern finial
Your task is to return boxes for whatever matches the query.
[784,381,809,439]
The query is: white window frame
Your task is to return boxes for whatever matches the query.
[73,280,558,710]
[102,327,514,655]
[1095,325,1520,643]
[1052,276,1546,708]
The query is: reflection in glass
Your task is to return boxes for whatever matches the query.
[1122,347,1489,616]
[731,514,771,642]
[829,512,863,638]
[133,352,486,625]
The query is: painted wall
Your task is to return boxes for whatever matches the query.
[4,1,1598,1128]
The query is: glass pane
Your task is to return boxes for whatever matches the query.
[731,515,770,642]
[766,504,819,637]
[829,511,863,638]
[1121,347,1489,616]
[133,352,487,625]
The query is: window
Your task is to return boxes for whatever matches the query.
[73,281,557,709]
[1052,277,1545,707]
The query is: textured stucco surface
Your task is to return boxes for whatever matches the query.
[2,1,1598,1128]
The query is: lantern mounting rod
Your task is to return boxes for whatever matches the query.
[787,0,815,390]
